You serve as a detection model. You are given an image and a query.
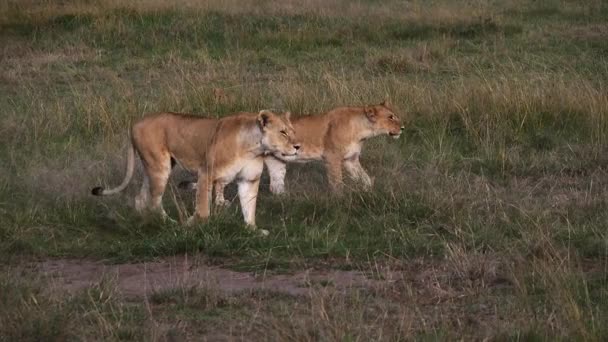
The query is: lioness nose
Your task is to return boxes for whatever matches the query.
[294,144,301,150]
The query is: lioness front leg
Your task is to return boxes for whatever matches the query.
[188,170,212,225]
[237,178,268,236]
[134,174,150,213]
[325,154,344,193]
[344,157,373,190]
[264,156,287,194]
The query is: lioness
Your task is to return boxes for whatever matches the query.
[91,110,300,234]
[184,101,404,201]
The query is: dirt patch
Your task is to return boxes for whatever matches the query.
[23,253,513,304]
[29,256,389,299]
[564,23,608,42]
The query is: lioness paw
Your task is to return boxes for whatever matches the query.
[185,215,199,226]
[163,216,178,224]
[215,198,230,207]
[269,183,285,195]
[362,177,374,191]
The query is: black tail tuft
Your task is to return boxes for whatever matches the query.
[91,187,104,196]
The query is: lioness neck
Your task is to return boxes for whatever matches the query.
[352,112,377,141]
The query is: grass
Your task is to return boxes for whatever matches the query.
[1,0,608,339]
[0,275,148,341]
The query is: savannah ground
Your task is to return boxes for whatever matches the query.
[1,0,608,340]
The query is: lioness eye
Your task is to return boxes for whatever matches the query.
[280,130,288,136]
[389,115,396,120]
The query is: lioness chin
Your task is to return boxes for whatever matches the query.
[91,110,300,234]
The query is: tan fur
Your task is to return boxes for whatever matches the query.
[210,101,404,199]
[92,110,299,234]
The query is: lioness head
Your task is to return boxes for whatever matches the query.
[258,110,301,160]
[364,100,405,139]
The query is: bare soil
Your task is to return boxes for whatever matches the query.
[28,256,389,299]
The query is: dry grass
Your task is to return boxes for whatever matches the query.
[4,252,602,340]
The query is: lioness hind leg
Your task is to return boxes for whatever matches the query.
[150,171,171,219]
[264,156,287,195]
[141,156,172,220]
[188,170,212,225]
[134,174,150,212]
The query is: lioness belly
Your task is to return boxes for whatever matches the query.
[216,157,264,183]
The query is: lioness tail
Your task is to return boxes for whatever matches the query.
[91,144,136,196]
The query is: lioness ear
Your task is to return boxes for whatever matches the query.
[258,110,271,128]
[284,111,292,122]
[381,97,391,107]
[365,107,377,122]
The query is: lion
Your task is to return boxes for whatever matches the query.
[91,110,300,235]
[183,100,404,202]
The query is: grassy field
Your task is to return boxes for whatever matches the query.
[1,0,608,340]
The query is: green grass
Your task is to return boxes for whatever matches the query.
[1,0,608,339]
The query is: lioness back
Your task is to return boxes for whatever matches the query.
[132,112,219,172]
